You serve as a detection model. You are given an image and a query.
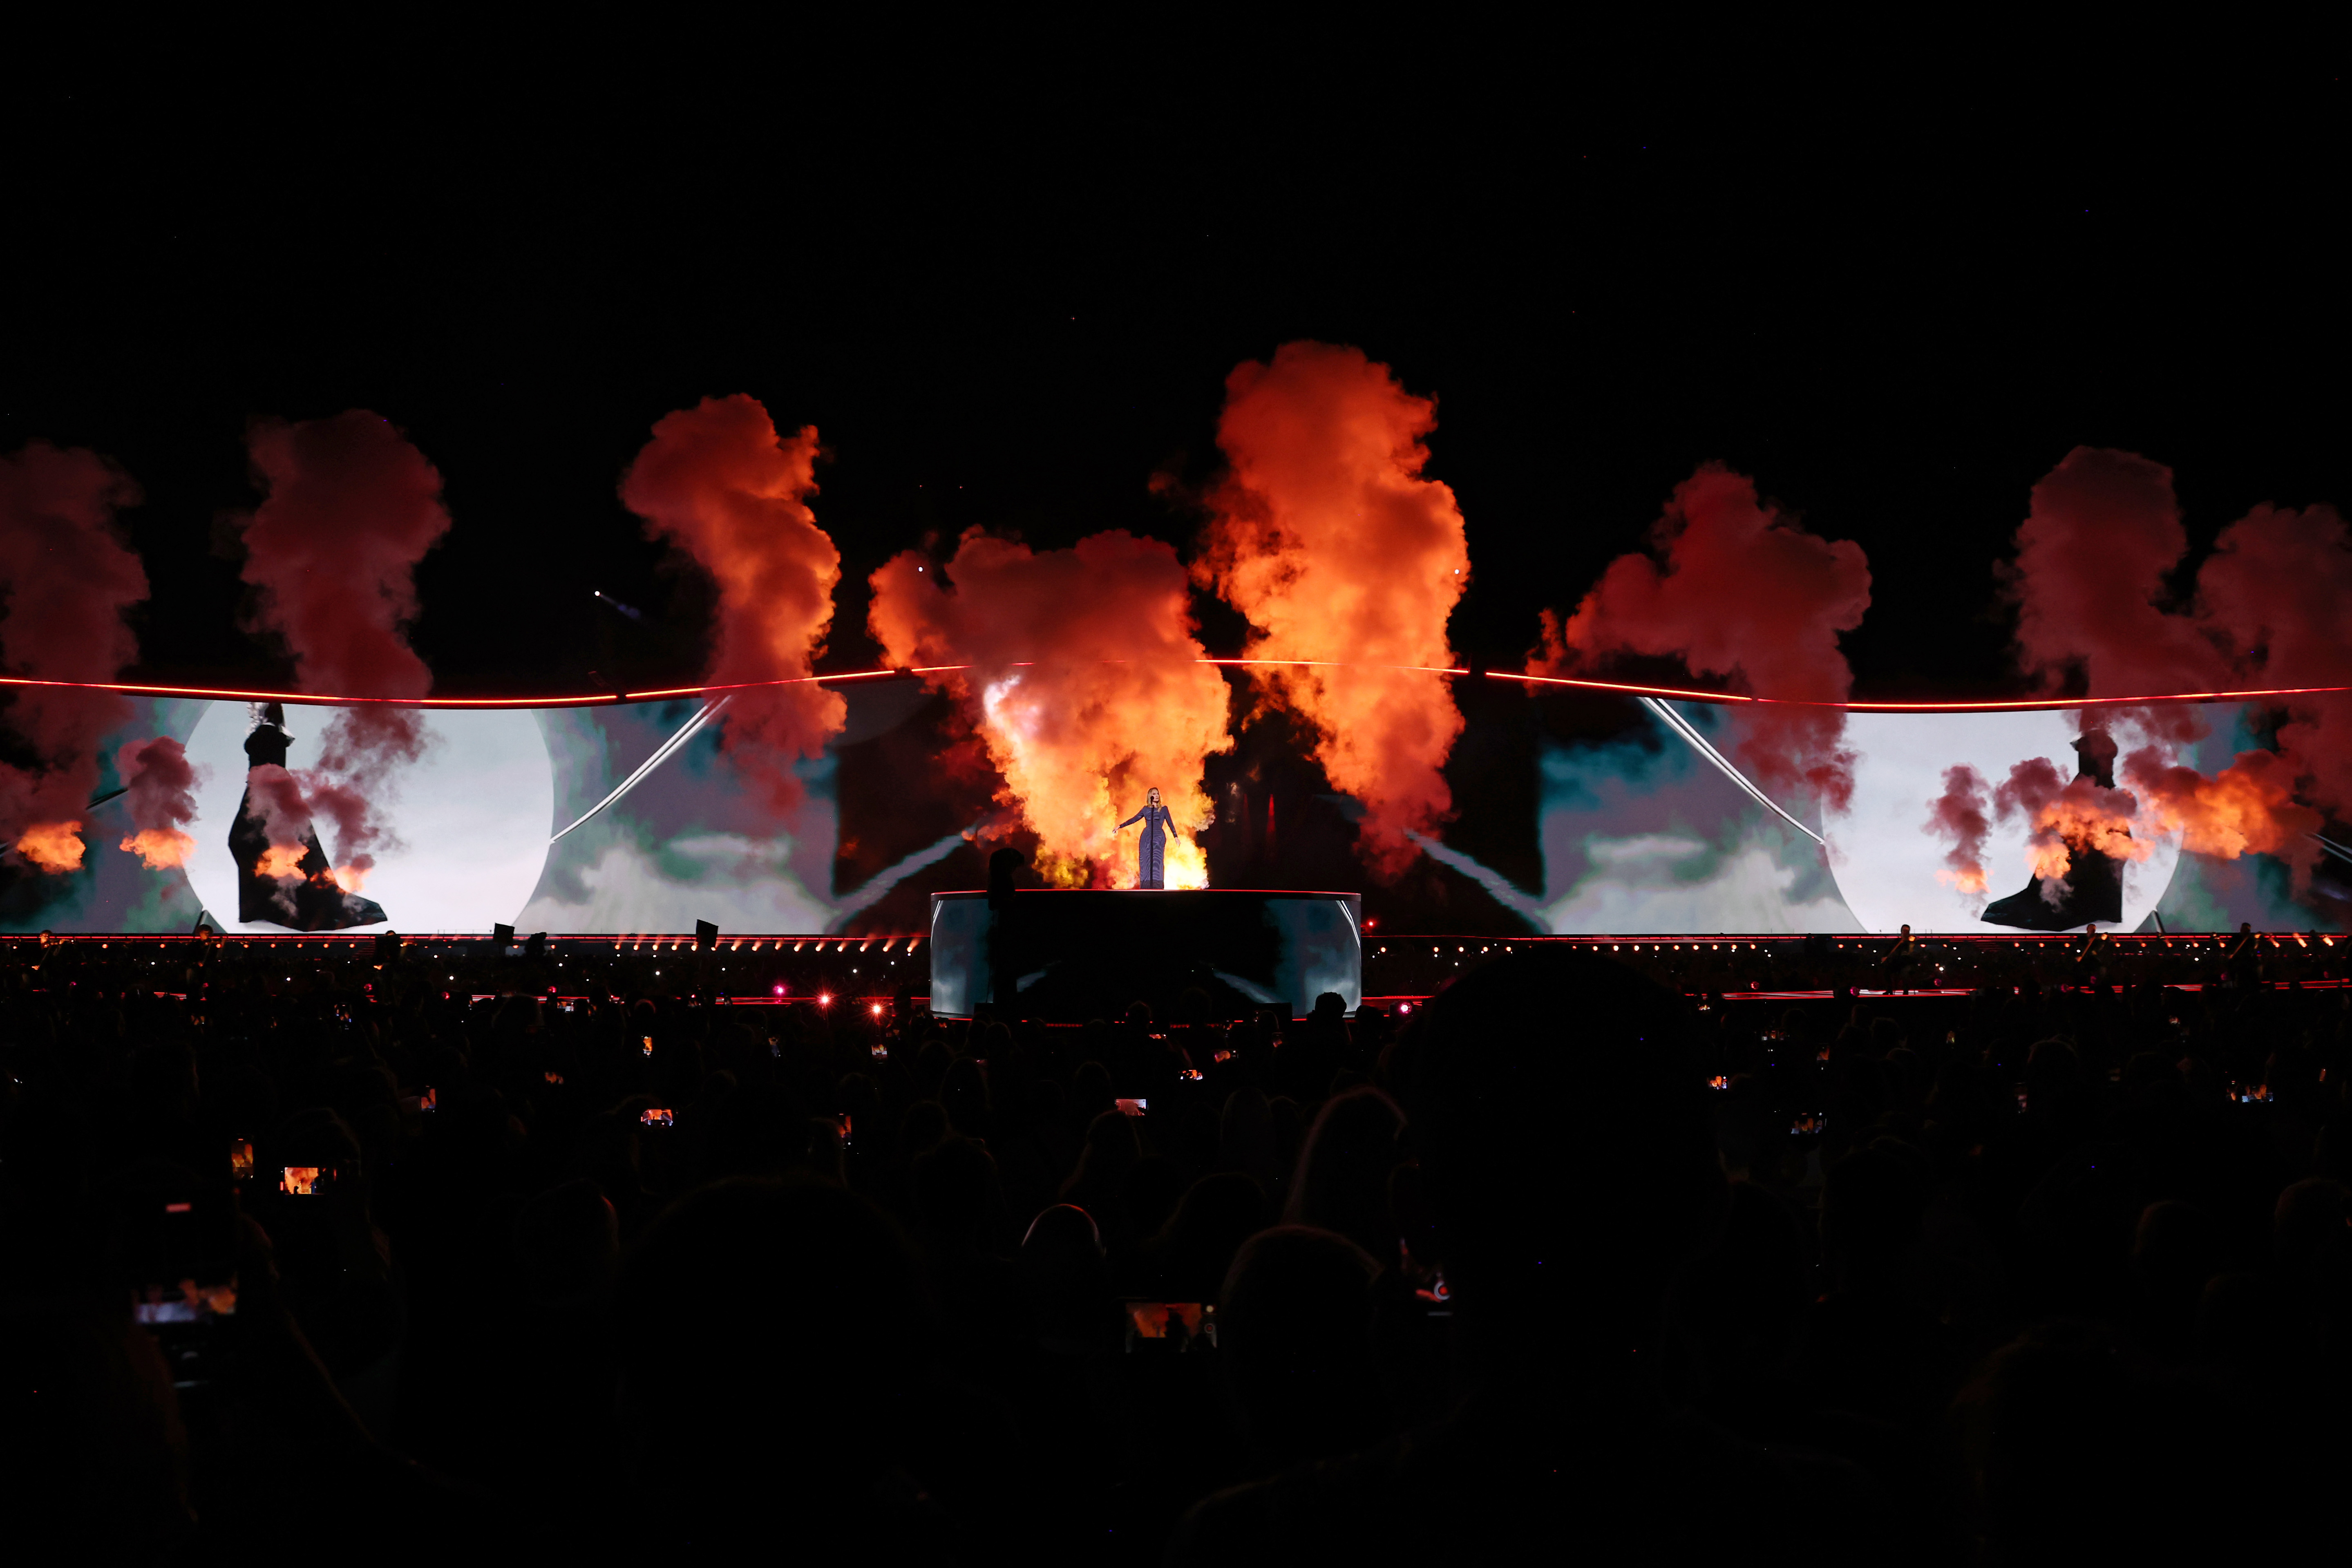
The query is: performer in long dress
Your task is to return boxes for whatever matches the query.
[1117,787,1179,890]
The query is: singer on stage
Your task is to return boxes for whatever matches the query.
[1117,787,1178,890]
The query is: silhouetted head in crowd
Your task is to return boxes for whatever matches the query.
[1156,1171,1268,1304]
[914,1135,999,1250]
[1284,1086,1405,1268]
[514,1178,619,1306]
[1220,1225,1387,1470]
[1386,949,1720,1394]
[898,1099,949,1161]
[616,1179,931,1523]
[1019,1203,1109,1349]
[939,1056,991,1138]
[1820,1142,1929,1290]
[1217,1086,1280,1189]
[1071,1061,1114,1123]
[1062,1109,1140,1205]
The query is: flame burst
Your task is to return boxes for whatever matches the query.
[872,529,1231,887]
[1197,343,1469,877]
[1990,755,2150,899]
[16,821,87,874]
[115,736,206,871]
[2020,786,2152,886]
[2124,745,2321,874]
[119,828,197,870]
[255,843,308,881]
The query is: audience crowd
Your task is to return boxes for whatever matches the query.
[7,935,2351,1561]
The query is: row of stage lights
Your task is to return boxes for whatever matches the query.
[1375,935,2337,957]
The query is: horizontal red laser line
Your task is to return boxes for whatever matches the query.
[2,668,2345,714]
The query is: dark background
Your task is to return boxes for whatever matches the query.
[10,41,2346,698]
[5,36,2347,920]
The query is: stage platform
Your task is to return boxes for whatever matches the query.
[926,889,1362,1020]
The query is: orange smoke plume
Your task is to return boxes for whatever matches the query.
[1541,463,1871,812]
[2123,744,2321,884]
[0,442,148,872]
[119,829,196,871]
[1991,755,2149,897]
[2005,452,2352,894]
[16,822,87,874]
[1197,342,1469,877]
[622,395,846,812]
[1924,765,1991,894]
[241,412,451,877]
[115,736,205,870]
[870,530,1231,887]
[2006,448,2221,699]
[255,843,307,881]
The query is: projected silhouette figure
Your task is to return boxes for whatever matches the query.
[1118,787,1178,890]
[228,703,387,932]
[1982,729,2126,932]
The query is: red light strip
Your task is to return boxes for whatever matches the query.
[3,665,2345,714]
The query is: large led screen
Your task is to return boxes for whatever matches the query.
[1,683,2337,935]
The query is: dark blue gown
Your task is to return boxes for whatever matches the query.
[1118,802,1174,889]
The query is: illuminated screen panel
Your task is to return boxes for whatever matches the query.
[0,686,2334,935]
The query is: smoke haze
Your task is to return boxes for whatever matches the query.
[622,395,847,812]
[2005,446,2350,894]
[0,442,148,872]
[1924,764,1991,895]
[240,412,452,878]
[115,735,205,870]
[1542,463,1872,814]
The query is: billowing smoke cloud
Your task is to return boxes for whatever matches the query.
[1991,754,2149,901]
[621,395,846,812]
[115,736,205,870]
[2006,448,2218,698]
[2122,746,2320,874]
[1540,463,1872,813]
[2005,447,2351,892]
[1196,342,1470,877]
[240,412,451,879]
[0,443,148,872]
[871,529,1232,887]
[1924,764,1991,895]
[239,763,337,906]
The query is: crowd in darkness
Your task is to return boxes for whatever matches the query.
[8,937,2352,1561]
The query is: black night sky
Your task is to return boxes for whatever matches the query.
[11,50,2346,699]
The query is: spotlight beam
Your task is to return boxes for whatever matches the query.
[549,695,730,843]
[1637,697,1825,846]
